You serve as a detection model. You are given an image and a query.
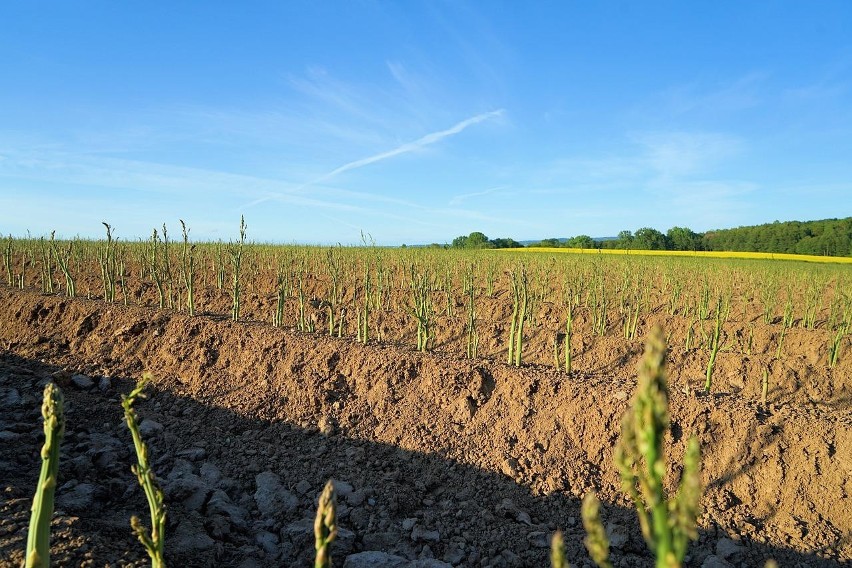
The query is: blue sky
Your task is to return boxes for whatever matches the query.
[1,1,851,245]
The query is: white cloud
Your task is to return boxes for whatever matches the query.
[634,131,745,179]
[652,72,766,117]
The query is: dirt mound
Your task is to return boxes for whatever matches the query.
[1,287,849,567]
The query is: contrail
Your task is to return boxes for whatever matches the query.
[313,109,505,185]
[449,185,507,206]
[240,109,505,211]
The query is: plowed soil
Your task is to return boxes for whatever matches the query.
[1,284,850,567]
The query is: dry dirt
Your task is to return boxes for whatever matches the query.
[0,285,850,567]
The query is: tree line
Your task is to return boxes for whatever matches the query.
[450,232,523,249]
[450,217,852,257]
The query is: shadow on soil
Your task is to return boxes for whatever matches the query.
[0,352,844,567]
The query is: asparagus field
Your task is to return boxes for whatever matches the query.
[0,229,850,567]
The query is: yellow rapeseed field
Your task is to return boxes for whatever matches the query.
[510,247,852,264]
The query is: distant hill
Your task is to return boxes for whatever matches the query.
[518,238,566,246]
[519,236,615,246]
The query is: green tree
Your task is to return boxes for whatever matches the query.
[467,231,490,248]
[701,217,851,257]
[634,227,668,250]
[666,226,702,251]
[615,230,634,249]
[490,237,523,249]
[451,235,469,249]
[532,238,562,248]
[566,235,596,249]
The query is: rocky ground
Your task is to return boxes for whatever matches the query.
[1,287,850,567]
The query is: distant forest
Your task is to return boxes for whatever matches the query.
[450,217,852,257]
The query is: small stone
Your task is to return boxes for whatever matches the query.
[295,480,312,495]
[500,549,522,566]
[185,485,210,513]
[66,454,93,478]
[613,390,628,401]
[442,542,466,564]
[342,551,408,568]
[715,538,744,560]
[163,463,210,512]
[280,517,353,558]
[714,489,740,512]
[51,370,71,383]
[87,432,122,452]
[496,498,516,517]
[347,489,367,507]
[606,522,629,550]
[2,389,21,406]
[57,483,96,513]
[701,555,734,568]
[318,415,336,436]
[236,557,264,568]
[93,451,119,470]
[205,514,232,539]
[333,479,354,499]
[452,396,476,423]
[349,506,370,529]
[495,498,532,526]
[362,531,399,551]
[176,447,206,461]
[171,514,215,557]
[546,475,564,493]
[200,462,222,486]
[138,419,164,437]
[167,458,195,477]
[208,489,248,529]
[0,431,21,442]
[255,530,279,555]
[98,376,112,392]
[526,531,549,549]
[410,560,453,568]
[281,517,314,549]
[402,518,417,531]
[501,458,519,477]
[411,525,440,543]
[71,374,94,390]
[333,527,356,557]
[254,471,298,518]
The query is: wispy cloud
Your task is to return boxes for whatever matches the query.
[289,67,383,124]
[312,109,505,185]
[448,185,507,206]
[518,129,756,232]
[242,109,505,210]
[387,61,425,95]
[782,56,852,102]
[0,148,268,199]
[635,131,745,179]
[652,72,767,117]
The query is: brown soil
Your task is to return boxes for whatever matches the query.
[0,285,850,567]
